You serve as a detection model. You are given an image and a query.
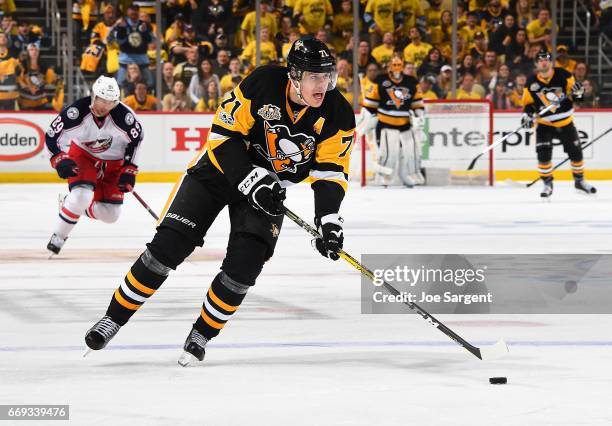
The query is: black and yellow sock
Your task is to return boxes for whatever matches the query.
[194,272,249,340]
[571,160,585,180]
[106,249,170,325]
[538,162,553,180]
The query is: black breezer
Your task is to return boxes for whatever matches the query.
[148,163,283,286]
[535,122,582,165]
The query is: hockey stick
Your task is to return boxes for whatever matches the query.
[284,207,509,361]
[467,100,561,171]
[128,187,160,221]
[521,126,612,188]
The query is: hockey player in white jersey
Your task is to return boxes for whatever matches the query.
[361,55,425,187]
[45,76,144,255]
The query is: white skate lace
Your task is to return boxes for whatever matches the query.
[189,329,208,348]
[94,316,121,339]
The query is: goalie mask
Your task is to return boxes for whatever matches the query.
[389,56,404,81]
[287,36,337,105]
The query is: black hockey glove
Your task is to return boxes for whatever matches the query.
[314,214,344,261]
[238,167,286,216]
[571,81,584,99]
[118,163,138,192]
[50,152,79,179]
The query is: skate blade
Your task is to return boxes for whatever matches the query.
[178,351,197,367]
[82,348,93,358]
[48,252,57,260]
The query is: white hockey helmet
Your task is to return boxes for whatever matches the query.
[91,75,120,104]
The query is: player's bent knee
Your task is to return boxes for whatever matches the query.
[146,226,197,270]
[64,185,95,213]
[97,204,122,223]
[222,232,269,285]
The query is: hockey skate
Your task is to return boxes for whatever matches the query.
[540,179,553,199]
[84,315,121,354]
[47,233,67,256]
[575,179,597,195]
[178,328,208,367]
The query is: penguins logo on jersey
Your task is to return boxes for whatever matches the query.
[83,136,113,153]
[386,86,411,109]
[254,122,315,173]
[537,87,564,112]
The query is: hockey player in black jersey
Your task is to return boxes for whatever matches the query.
[521,50,596,198]
[45,76,144,255]
[84,37,356,366]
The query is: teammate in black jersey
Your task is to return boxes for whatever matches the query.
[84,37,356,366]
[521,50,596,198]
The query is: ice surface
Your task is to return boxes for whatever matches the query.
[1,182,611,425]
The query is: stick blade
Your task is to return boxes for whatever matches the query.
[478,339,509,361]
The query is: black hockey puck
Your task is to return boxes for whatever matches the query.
[564,280,578,294]
[489,377,507,385]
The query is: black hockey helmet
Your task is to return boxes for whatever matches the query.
[535,49,552,62]
[287,36,337,91]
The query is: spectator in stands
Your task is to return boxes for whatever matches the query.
[240,0,277,48]
[505,27,529,68]
[460,11,484,49]
[364,0,403,47]
[163,0,194,30]
[169,24,213,65]
[508,72,526,108]
[360,62,379,100]
[195,0,231,38]
[419,74,439,100]
[240,26,278,68]
[0,0,16,17]
[174,46,200,86]
[555,45,577,73]
[480,0,510,32]
[486,79,512,109]
[517,42,542,75]
[526,8,554,49]
[335,58,354,105]
[418,47,447,77]
[121,63,144,97]
[371,32,395,67]
[212,30,234,57]
[437,10,453,56]
[162,80,192,111]
[573,62,589,83]
[1,15,15,35]
[341,39,376,75]
[403,61,416,77]
[123,81,159,111]
[332,0,359,54]
[437,64,453,98]
[601,1,612,38]
[314,28,335,55]
[424,0,444,46]
[219,56,245,95]
[160,61,176,97]
[195,80,220,112]
[470,31,488,64]
[164,12,186,43]
[400,0,425,44]
[277,15,293,46]
[17,43,57,110]
[576,80,599,108]
[0,31,20,110]
[403,27,432,68]
[72,0,97,55]
[458,54,477,78]
[10,20,35,56]
[477,50,499,86]
[515,0,534,29]
[451,73,483,99]
[213,49,231,77]
[112,4,154,87]
[189,58,221,106]
[294,0,333,36]
[489,13,516,56]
